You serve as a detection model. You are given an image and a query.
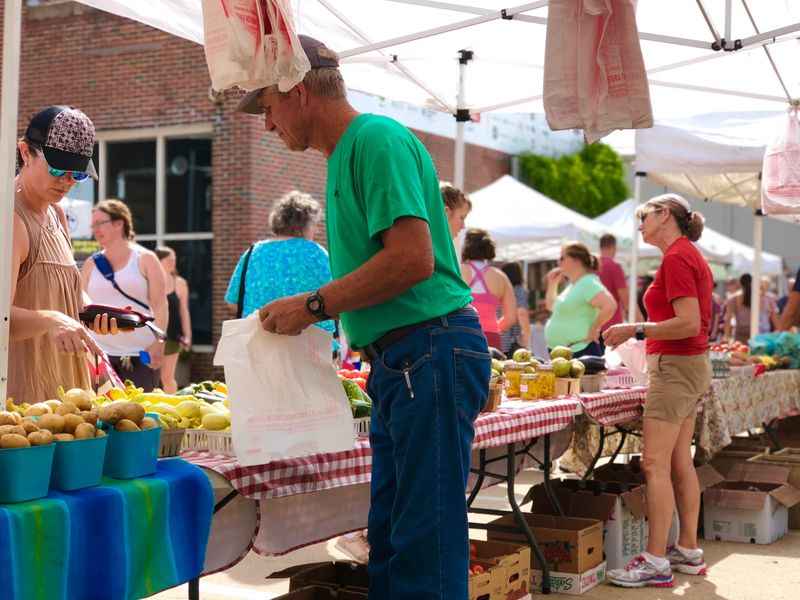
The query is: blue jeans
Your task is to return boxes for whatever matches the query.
[366,308,490,600]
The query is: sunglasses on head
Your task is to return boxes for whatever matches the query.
[48,165,90,182]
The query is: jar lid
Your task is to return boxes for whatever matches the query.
[537,365,554,372]
[504,362,530,371]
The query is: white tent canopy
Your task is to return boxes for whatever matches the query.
[596,198,784,276]
[465,175,605,260]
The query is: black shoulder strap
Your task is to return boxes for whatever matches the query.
[237,244,255,319]
[91,251,151,311]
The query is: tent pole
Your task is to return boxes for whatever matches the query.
[454,49,471,190]
[750,210,763,341]
[0,0,23,401]
[628,172,644,322]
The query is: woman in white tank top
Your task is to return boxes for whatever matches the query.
[81,200,168,390]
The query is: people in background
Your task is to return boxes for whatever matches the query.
[778,277,795,314]
[708,281,723,343]
[9,105,115,405]
[724,277,740,300]
[441,181,472,240]
[779,269,800,331]
[155,247,192,393]
[637,275,655,321]
[82,199,168,391]
[544,242,617,358]
[598,233,630,332]
[500,262,531,355]
[225,191,335,337]
[604,193,713,588]
[722,273,778,342]
[461,228,517,349]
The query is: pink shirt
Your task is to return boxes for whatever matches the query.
[598,256,626,330]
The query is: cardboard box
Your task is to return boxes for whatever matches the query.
[530,561,606,596]
[703,462,800,544]
[267,561,368,594]
[469,559,505,600]
[524,479,646,570]
[487,514,603,574]
[748,448,800,529]
[471,540,531,600]
[273,586,367,600]
[711,443,771,479]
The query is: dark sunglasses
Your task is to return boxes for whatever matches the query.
[639,208,664,224]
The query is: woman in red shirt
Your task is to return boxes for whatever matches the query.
[604,194,713,589]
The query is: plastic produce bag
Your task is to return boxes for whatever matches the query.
[762,108,800,215]
[604,338,648,385]
[214,314,354,466]
[544,0,653,143]
[201,0,310,92]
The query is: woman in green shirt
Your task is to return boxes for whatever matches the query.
[544,242,617,357]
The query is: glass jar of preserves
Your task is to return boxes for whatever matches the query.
[503,362,529,398]
[536,365,556,399]
[520,373,539,401]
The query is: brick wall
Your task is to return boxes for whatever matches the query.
[5,3,510,382]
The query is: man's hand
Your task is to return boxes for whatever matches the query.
[602,323,636,348]
[146,341,164,370]
[47,312,105,356]
[259,293,316,336]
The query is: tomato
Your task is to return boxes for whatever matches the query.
[473,564,485,574]
[353,378,367,391]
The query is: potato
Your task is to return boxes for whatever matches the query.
[64,388,94,411]
[20,419,39,434]
[38,413,66,434]
[0,425,26,437]
[27,431,52,446]
[74,423,96,440]
[115,419,140,432]
[53,433,75,442]
[98,404,123,424]
[24,403,51,417]
[80,410,99,426]
[62,413,85,435]
[119,403,145,425]
[55,402,79,416]
[44,399,62,412]
[1,433,30,448]
[0,411,20,426]
[95,429,106,438]
[140,416,159,430]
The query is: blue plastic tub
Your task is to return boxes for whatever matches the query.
[102,417,161,480]
[0,443,55,503]
[50,435,108,491]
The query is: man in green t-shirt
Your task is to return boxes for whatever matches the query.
[238,36,490,599]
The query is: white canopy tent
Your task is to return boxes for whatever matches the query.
[465,175,606,260]
[2,1,800,396]
[597,198,784,276]
[631,110,800,336]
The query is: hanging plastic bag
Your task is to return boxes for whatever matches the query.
[761,108,800,215]
[201,0,310,92]
[214,314,354,466]
[544,0,653,143]
[604,338,648,385]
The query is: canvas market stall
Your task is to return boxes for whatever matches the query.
[597,197,784,276]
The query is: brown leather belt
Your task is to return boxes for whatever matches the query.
[359,306,476,362]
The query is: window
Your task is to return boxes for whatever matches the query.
[99,125,214,349]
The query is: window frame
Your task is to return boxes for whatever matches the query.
[98,124,215,353]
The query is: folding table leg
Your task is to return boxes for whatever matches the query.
[506,443,551,594]
[540,434,564,517]
[188,578,199,600]
[582,425,608,480]
[763,420,782,450]
[466,449,488,508]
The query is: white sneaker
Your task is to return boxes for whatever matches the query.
[666,545,707,575]
[608,554,674,588]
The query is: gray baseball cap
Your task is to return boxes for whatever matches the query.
[237,35,340,115]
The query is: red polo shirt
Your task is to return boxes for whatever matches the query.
[644,237,713,355]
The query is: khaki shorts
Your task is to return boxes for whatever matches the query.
[645,353,711,424]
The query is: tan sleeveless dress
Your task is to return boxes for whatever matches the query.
[9,198,91,404]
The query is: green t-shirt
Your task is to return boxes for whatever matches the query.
[544,274,606,352]
[325,114,472,347]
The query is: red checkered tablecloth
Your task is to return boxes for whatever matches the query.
[182,399,582,500]
[578,386,648,426]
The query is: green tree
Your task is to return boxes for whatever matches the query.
[518,143,629,217]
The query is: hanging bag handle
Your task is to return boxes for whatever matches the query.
[91,252,150,311]
[237,244,255,319]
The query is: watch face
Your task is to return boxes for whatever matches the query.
[308,297,321,312]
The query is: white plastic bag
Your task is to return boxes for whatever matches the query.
[214,314,355,466]
[201,0,310,92]
[544,0,653,143]
[762,108,800,215]
[604,338,648,385]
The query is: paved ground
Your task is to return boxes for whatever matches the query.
[153,440,800,600]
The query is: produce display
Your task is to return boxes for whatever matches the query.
[338,369,372,418]
[491,346,607,401]
[710,338,792,375]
